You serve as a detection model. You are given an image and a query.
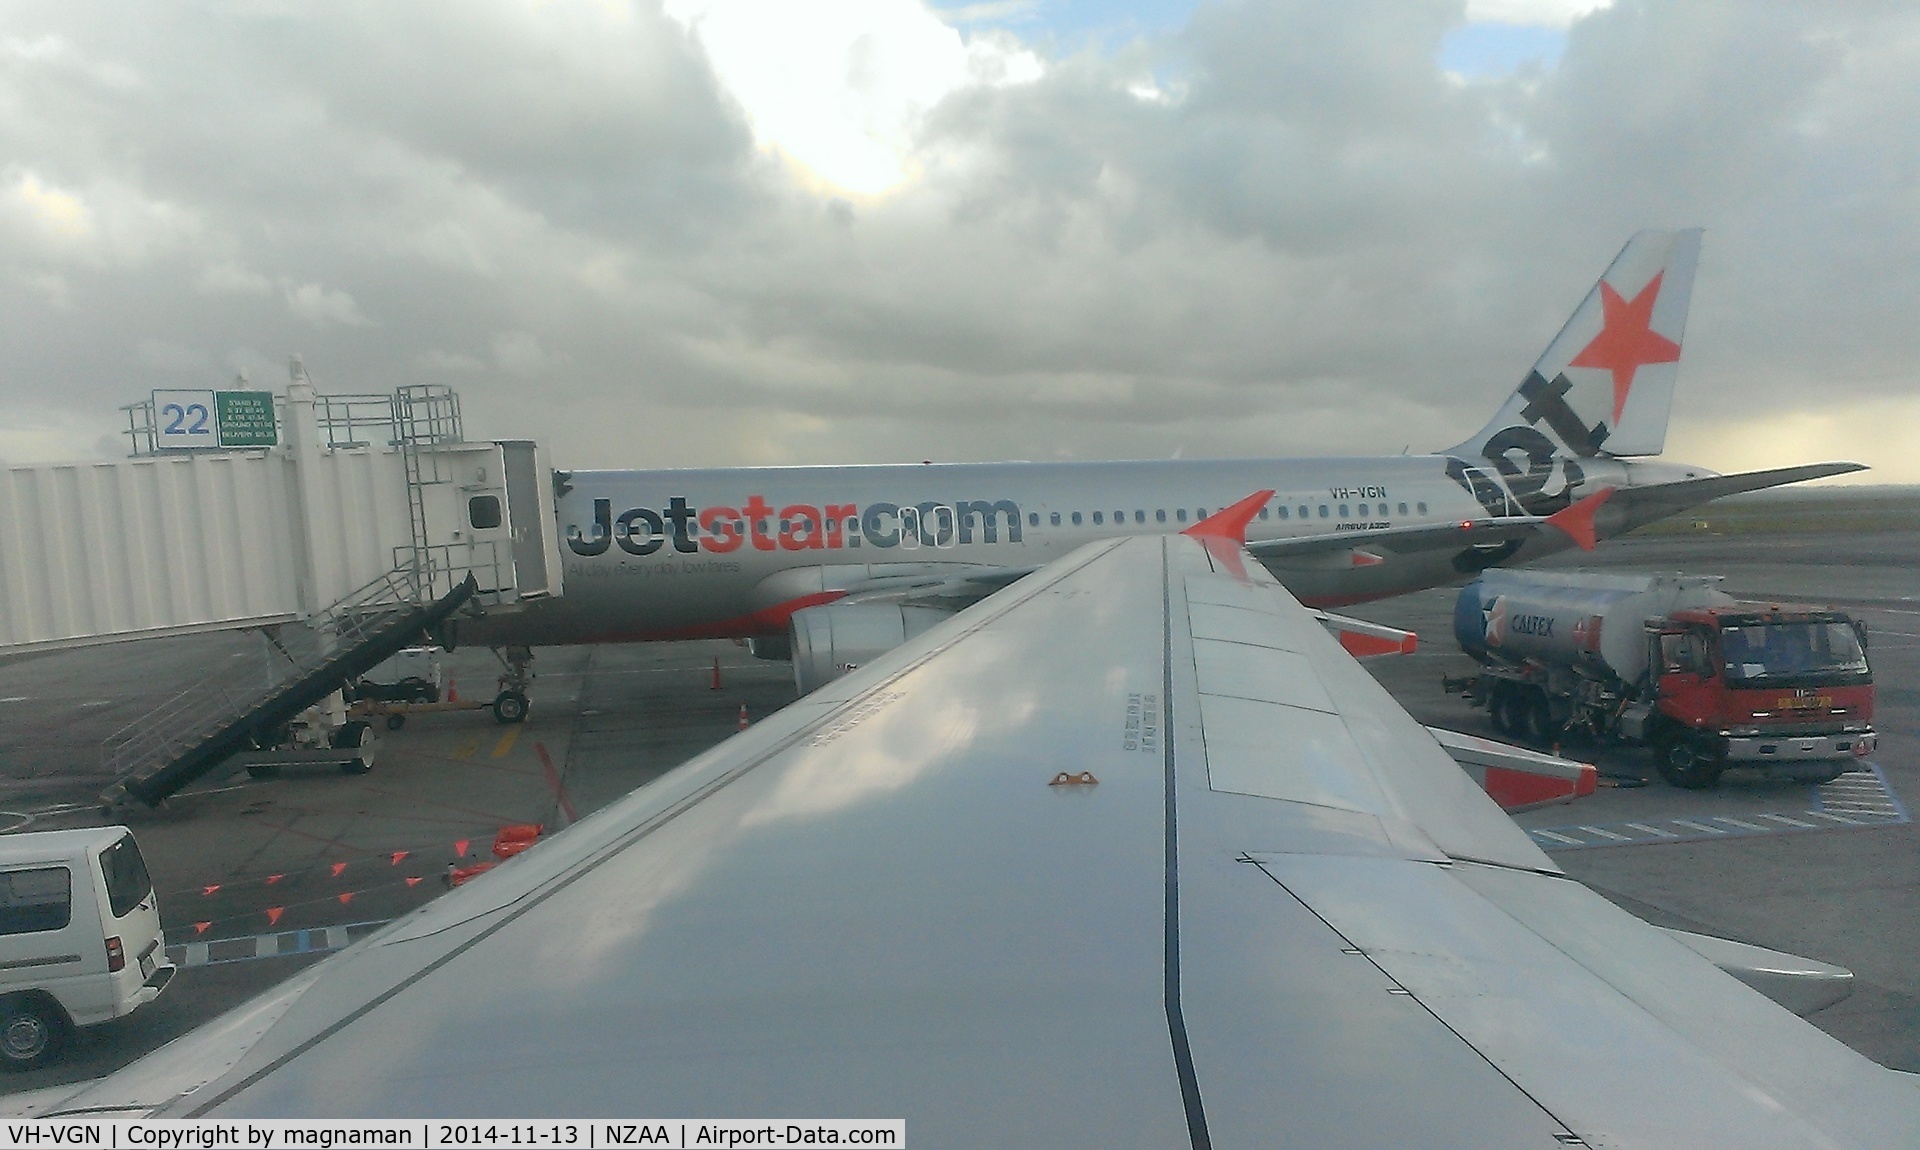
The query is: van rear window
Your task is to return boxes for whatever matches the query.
[0,867,71,935]
[100,836,152,919]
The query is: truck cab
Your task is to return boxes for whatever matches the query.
[1648,606,1876,788]
[0,827,174,1069]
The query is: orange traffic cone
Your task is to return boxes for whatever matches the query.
[737,703,749,731]
[446,675,458,703]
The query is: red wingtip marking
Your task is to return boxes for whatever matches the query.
[1546,487,1616,552]
[1184,490,1275,544]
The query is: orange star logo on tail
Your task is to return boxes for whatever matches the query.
[1569,271,1681,425]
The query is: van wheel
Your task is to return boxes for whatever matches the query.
[1656,734,1724,790]
[334,721,374,775]
[0,995,68,1071]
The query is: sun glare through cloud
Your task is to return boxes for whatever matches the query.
[663,0,1043,196]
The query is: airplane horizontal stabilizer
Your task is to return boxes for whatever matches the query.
[1602,461,1867,536]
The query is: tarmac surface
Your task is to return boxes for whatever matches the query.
[0,518,1914,1097]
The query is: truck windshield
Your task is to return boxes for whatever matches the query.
[1719,622,1868,684]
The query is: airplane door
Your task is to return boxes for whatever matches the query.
[500,441,564,601]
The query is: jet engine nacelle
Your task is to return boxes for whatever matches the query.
[789,602,953,695]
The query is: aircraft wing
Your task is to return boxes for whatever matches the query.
[40,535,1920,1145]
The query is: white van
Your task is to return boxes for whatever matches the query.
[0,826,174,1069]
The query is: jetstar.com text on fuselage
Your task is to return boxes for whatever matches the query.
[566,496,1024,556]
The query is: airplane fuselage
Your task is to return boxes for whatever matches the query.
[464,452,1638,648]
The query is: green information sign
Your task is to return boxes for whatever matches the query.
[215,390,278,447]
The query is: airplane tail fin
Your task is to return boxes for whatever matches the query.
[1445,228,1703,472]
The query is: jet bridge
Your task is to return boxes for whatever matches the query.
[0,361,567,806]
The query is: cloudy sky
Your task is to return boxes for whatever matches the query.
[3,0,1917,481]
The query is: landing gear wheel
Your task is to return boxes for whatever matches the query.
[333,721,375,775]
[1656,734,1724,790]
[0,995,68,1071]
[492,691,529,725]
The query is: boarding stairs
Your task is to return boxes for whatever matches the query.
[99,555,489,810]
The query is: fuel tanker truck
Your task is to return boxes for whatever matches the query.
[1445,570,1876,789]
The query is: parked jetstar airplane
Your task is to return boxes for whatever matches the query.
[30,510,1916,1144]
[454,230,1861,699]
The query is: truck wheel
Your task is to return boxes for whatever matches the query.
[0,994,68,1071]
[1488,684,1518,736]
[1523,689,1560,746]
[493,691,529,725]
[1657,736,1723,790]
[334,721,374,775]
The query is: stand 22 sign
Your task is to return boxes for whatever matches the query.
[152,389,278,449]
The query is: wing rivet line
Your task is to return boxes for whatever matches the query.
[1049,771,1099,786]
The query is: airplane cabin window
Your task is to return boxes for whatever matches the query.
[1417,501,1428,514]
[1398,502,1408,515]
[1029,513,1040,527]
[1318,505,1329,518]
[1071,511,1083,525]
[1339,505,1349,518]
[1198,508,1208,518]
[1259,507,1269,520]
[1277,506,1289,520]
[1155,509,1167,523]
[1050,512,1061,526]
[1135,510,1145,523]
[1093,511,1104,525]
[1176,509,1188,522]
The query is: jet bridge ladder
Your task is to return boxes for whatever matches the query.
[99,561,484,810]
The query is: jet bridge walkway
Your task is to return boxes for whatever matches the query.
[100,566,481,809]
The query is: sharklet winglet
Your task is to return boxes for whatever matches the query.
[1185,490,1275,544]
[1546,487,1616,551]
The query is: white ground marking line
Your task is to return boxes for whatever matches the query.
[1624,822,1680,838]
[1757,813,1819,828]
[1578,825,1634,841]
[1713,816,1769,831]
[1670,819,1727,834]
[0,696,30,704]
[1807,810,1865,825]
[1532,830,1585,845]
